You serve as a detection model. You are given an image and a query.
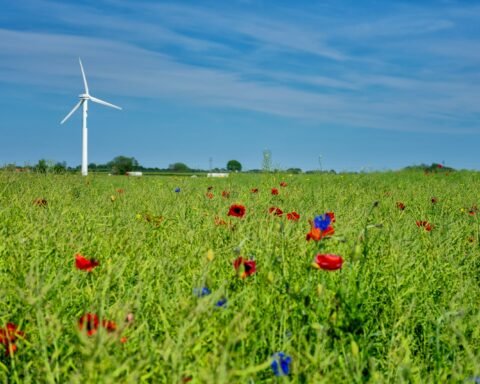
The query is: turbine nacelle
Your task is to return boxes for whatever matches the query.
[79,93,90,99]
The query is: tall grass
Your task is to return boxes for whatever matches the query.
[0,171,479,383]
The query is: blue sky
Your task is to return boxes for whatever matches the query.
[0,0,479,171]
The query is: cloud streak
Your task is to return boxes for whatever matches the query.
[0,0,479,135]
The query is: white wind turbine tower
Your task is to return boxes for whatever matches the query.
[61,58,122,176]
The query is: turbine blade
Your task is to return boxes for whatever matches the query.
[61,100,83,124]
[79,58,89,95]
[89,95,122,110]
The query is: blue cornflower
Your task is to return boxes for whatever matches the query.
[313,214,331,231]
[175,187,181,193]
[271,352,292,376]
[216,298,227,307]
[193,287,211,297]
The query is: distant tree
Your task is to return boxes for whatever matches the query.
[108,156,139,175]
[227,160,242,172]
[286,167,302,174]
[53,161,67,173]
[35,159,48,174]
[168,162,190,172]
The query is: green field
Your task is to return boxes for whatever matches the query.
[0,171,479,383]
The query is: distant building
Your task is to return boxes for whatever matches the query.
[207,173,229,178]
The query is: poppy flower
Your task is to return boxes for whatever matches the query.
[286,212,300,221]
[116,188,125,194]
[271,188,279,195]
[33,198,47,207]
[228,204,246,218]
[79,314,117,336]
[206,192,214,199]
[271,352,292,376]
[280,182,288,187]
[416,220,433,231]
[250,188,259,193]
[396,202,406,211]
[233,256,256,278]
[222,191,230,198]
[78,313,100,336]
[325,211,336,223]
[101,320,117,332]
[312,254,344,271]
[306,213,335,241]
[0,323,24,356]
[431,197,438,204]
[75,254,99,272]
[268,207,283,216]
[469,205,478,216]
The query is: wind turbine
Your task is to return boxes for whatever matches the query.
[61,58,122,176]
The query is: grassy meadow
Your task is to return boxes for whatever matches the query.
[0,170,479,383]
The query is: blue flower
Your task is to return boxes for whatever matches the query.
[193,287,211,297]
[313,214,331,231]
[175,187,181,193]
[271,352,292,376]
[216,298,227,307]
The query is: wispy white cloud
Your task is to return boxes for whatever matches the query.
[0,0,479,135]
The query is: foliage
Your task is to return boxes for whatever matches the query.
[226,159,242,172]
[0,171,479,382]
[108,156,139,175]
[168,162,190,172]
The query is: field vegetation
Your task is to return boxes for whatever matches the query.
[0,170,479,383]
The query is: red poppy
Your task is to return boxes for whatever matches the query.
[102,320,117,332]
[75,254,99,272]
[326,211,336,223]
[233,257,256,278]
[116,188,125,194]
[79,314,117,336]
[312,254,344,271]
[120,336,128,343]
[286,212,300,221]
[469,205,478,215]
[271,188,279,195]
[396,202,406,210]
[268,207,283,216]
[280,182,288,187]
[222,191,230,198]
[206,192,214,199]
[416,220,433,231]
[0,323,24,356]
[33,198,47,207]
[251,188,259,193]
[431,197,438,204]
[78,313,99,336]
[306,219,334,241]
[228,204,246,218]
